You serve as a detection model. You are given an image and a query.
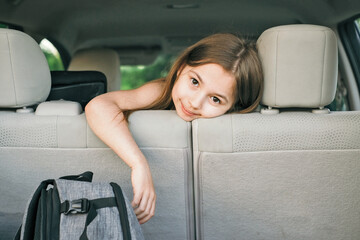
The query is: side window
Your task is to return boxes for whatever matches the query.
[356,18,360,33]
[39,38,65,71]
[120,54,176,90]
[328,17,360,111]
[327,75,350,111]
[337,16,360,111]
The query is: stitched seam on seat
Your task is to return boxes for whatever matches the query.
[320,30,327,106]
[7,33,18,106]
[183,148,192,240]
[275,31,279,106]
[56,115,59,148]
[231,114,234,152]
[86,118,89,148]
[198,152,204,240]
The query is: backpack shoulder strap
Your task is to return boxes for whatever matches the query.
[17,179,54,240]
[111,182,132,240]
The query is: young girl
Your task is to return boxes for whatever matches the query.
[85,33,263,224]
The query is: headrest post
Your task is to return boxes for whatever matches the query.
[16,107,34,113]
[260,106,280,115]
[312,108,330,114]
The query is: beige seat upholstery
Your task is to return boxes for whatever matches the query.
[0,29,194,240]
[0,29,51,108]
[192,25,360,240]
[68,48,121,92]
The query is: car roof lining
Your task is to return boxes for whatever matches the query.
[1,0,360,60]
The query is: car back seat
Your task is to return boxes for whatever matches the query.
[192,25,360,240]
[68,48,121,92]
[0,29,194,240]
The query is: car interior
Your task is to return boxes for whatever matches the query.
[1,0,360,239]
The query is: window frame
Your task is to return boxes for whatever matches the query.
[338,15,360,92]
[0,21,23,31]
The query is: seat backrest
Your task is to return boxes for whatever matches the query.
[0,29,194,240]
[68,48,121,92]
[192,24,360,240]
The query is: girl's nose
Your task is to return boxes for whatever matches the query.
[189,94,203,110]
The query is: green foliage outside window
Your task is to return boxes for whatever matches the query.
[39,39,64,71]
[120,54,177,90]
[42,51,65,71]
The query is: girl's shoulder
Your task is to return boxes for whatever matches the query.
[138,78,166,97]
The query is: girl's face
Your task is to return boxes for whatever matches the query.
[171,63,236,122]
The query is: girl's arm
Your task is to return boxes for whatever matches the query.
[85,80,164,224]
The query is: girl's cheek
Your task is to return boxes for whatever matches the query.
[180,84,191,97]
[202,104,218,117]
[204,105,229,118]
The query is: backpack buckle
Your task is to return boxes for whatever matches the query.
[63,198,90,215]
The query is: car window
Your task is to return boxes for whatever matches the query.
[327,76,350,111]
[39,38,64,71]
[337,16,360,111]
[324,17,360,111]
[356,18,360,31]
[120,54,176,90]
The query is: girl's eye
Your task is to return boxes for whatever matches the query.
[191,78,199,86]
[211,96,221,104]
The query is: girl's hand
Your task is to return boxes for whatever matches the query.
[131,162,156,224]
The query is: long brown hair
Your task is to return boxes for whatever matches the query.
[124,33,263,120]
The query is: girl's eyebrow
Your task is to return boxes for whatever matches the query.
[190,70,229,103]
[190,70,203,83]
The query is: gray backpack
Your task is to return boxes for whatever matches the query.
[15,172,144,240]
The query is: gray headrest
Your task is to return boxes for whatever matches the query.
[0,29,51,108]
[68,48,121,92]
[257,24,338,108]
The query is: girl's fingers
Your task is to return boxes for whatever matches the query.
[130,165,156,223]
[134,191,149,216]
[138,199,156,224]
[136,192,156,220]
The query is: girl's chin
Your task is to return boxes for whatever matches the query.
[175,108,196,122]
[177,112,195,122]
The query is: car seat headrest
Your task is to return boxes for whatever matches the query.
[257,24,338,109]
[68,48,121,92]
[0,28,51,108]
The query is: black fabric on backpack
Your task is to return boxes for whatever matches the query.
[14,172,144,240]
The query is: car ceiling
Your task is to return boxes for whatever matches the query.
[1,0,360,59]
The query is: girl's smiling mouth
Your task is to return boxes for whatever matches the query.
[181,102,199,117]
